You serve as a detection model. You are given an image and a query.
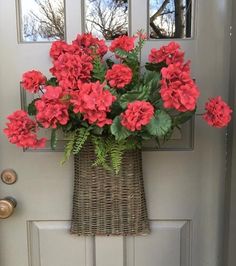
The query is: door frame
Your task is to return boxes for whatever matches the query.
[224,0,236,264]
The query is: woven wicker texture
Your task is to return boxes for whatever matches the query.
[70,141,150,236]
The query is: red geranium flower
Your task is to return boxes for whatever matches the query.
[121,101,154,131]
[105,64,133,88]
[110,35,136,52]
[73,33,108,57]
[160,63,200,112]
[203,96,232,128]
[3,110,46,148]
[35,86,69,128]
[148,42,184,65]
[50,40,82,61]
[50,53,93,90]
[71,81,116,127]
[21,70,46,93]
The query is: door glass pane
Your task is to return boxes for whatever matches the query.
[18,0,65,42]
[149,0,193,39]
[84,0,129,40]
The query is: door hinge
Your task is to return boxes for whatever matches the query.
[230,26,233,38]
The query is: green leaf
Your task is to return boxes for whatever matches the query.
[111,116,131,141]
[50,129,58,150]
[109,101,123,118]
[152,98,163,109]
[62,122,73,133]
[144,71,160,85]
[91,125,104,135]
[119,85,151,109]
[144,71,160,94]
[104,85,119,97]
[27,99,39,116]
[143,71,162,106]
[145,62,166,72]
[80,121,89,128]
[173,110,195,126]
[46,77,58,86]
[146,110,172,137]
[139,130,153,140]
[163,127,174,142]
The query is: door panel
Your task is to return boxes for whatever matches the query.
[95,237,125,266]
[28,221,93,266]
[128,220,191,266]
[0,1,231,266]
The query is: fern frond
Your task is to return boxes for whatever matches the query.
[114,48,130,58]
[104,138,124,174]
[92,56,106,82]
[110,143,125,175]
[72,128,90,155]
[92,136,141,174]
[91,136,111,171]
[60,132,76,165]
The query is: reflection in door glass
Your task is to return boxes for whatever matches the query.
[84,0,129,40]
[149,0,192,39]
[19,0,65,42]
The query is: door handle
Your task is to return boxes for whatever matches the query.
[0,197,17,219]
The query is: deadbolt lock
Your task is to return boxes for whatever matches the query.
[1,169,17,185]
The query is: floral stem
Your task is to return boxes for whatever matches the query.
[39,85,44,95]
[138,38,143,83]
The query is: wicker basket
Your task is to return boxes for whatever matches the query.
[70,141,150,236]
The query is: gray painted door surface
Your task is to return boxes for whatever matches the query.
[0,1,231,266]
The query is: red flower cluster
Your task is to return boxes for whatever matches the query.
[21,70,46,93]
[105,64,133,88]
[50,53,93,90]
[110,35,136,52]
[50,34,107,62]
[35,86,69,128]
[160,62,200,112]
[203,96,232,128]
[4,110,46,148]
[149,42,184,65]
[72,33,108,57]
[50,40,82,61]
[50,34,108,91]
[71,81,116,127]
[121,101,154,131]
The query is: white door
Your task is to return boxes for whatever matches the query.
[0,0,231,266]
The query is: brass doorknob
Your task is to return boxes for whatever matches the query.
[0,197,17,219]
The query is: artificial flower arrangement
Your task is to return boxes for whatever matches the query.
[4,32,232,173]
